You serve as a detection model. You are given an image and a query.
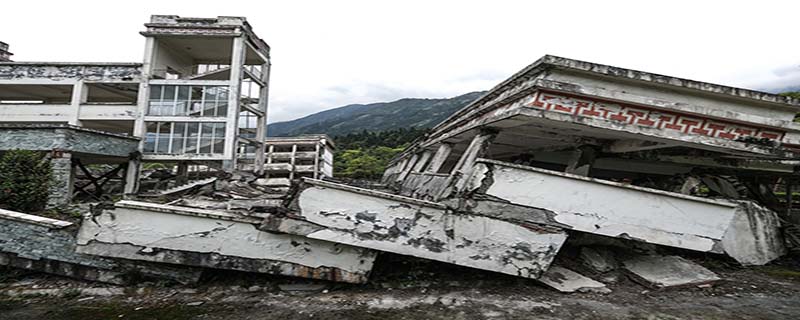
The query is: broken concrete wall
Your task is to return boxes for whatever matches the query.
[720,201,786,265]
[76,200,376,283]
[0,125,140,158]
[462,159,785,265]
[271,179,567,279]
[399,172,448,200]
[0,63,142,81]
[0,208,200,285]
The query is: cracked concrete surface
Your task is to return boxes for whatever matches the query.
[288,179,567,279]
[76,201,376,283]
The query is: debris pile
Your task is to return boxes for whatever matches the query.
[2,55,799,296]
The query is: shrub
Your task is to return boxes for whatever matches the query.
[0,150,53,212]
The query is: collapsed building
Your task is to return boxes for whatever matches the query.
[262,55,799,289]
[1,15,798,292]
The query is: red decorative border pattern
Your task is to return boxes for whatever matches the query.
[528,92,785,142]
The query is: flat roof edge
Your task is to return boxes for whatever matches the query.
[0,62,142,67]
[541,55,800,107]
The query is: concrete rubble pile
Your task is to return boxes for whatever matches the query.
[2,55,800,294]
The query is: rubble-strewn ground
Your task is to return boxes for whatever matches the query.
[2,253,800,320]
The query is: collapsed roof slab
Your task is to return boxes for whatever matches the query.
[461,159,786,266]
[76,200,376,284]
[267,178,568,279]
[394,55,800,167]
[0,208,201,285]
[0,62,143,82]
[0,124,139,162]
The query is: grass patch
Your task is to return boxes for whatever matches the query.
[759,266,800,280]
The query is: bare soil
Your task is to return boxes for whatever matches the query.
[2,253,800,320]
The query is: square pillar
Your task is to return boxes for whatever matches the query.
[47,151,74,208]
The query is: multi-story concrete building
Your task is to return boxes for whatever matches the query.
[252,135,335,188]
[0,15,272,201]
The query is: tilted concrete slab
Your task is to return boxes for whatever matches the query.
[269,178,568,279]
[76,200,377,284]
[623,255,720,289]
[0,208,200,285]
[463,159,785,265]
[537,266,611,294]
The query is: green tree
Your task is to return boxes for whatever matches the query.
[333,127,426,180]
[0,150,52,212]
[780,91,800,99]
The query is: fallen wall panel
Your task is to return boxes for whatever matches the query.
[0,208,200,285]
[76,200,377,284]
[270,179,568,279]
[463,159,785,265]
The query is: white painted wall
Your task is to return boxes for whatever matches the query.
[297,183,567,278]
[76,202,375,274]
[471,160,738,252]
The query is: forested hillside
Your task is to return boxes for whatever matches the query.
[268,92,484,137]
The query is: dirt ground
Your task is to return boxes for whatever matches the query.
[2,252,800,320]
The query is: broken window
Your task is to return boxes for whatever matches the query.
[148,85,228,117]
[144,121,226,154]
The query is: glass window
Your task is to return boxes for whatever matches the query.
[213,123,226,154]
[175,86,190,116]
[216,87,229,117]
[199,123,214,153]
[189,86,203,116]
[144,122,157,153]
[148,85,229,117]
[171,122,187,154]
[185,122,199,154]
[143,121,225,155]
[156,122,171,153]
[149,85,163,100]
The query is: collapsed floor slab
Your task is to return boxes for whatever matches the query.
[76,201,376,284]
[462,159,786,265]
[622,255,720,289]
[0,208,200,285]
[537,266,610,293]
[264,179,568,279]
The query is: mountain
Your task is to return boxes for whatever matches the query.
[267,91,485,137]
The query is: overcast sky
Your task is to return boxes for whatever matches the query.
[3,0,799,122]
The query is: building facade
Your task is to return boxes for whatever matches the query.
[0,15,271,197]
[252,135,335,188]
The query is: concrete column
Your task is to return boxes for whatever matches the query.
[439,129,497,199]
[123,157,141,196]
[254,115,266,175]
[289,144,297,180]
[176,161,189,185]
[412,150,433,173]
[47,151,74,208]
[133,36,156,139]
[264,144,274,178]
[395,153,420,183]
[254,61,270,176]
[313,142,321,179]
[222,35,246,171]
[69,80,87,126]
[565,145,598,176]
[425,143,453,174]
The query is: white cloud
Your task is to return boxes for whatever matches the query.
[3,0,799,122]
